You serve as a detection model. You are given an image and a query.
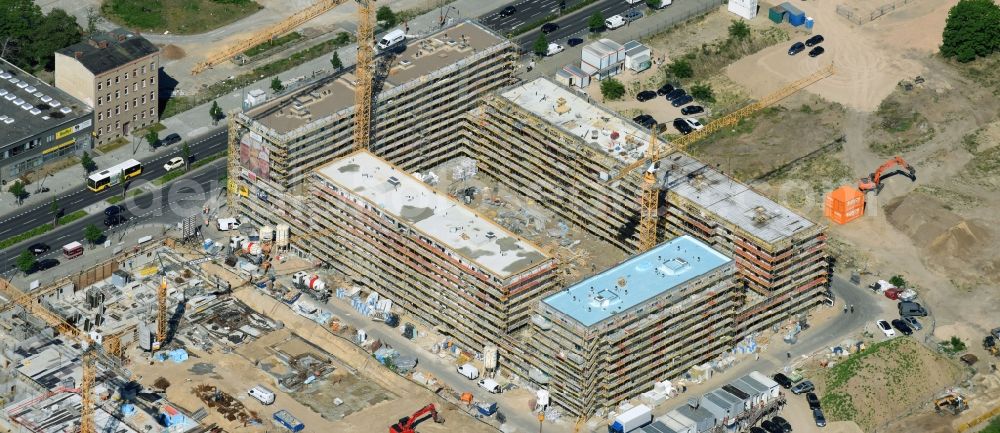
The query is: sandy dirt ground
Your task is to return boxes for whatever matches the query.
[725,0,956,112]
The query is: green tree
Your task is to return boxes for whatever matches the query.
[940,0,1000,62]
[50,197,59,228]
[600,78,625,101]
[690,82,715,102]
[533,34,548,57]
[209,100,223,125]
[646,0,662,9]
[0,0,82,71]
[16,250,36,274]
[270,76,284,93]
[118,171,127,198]
[30,9,81,70]
[728,20,751,41]
[668,58,693,79]
[330,51,343,72]
[889,275,907,287]
[84,223,103,246]
[181,142,191,171]
[80,151,96,173]
[145,129,159,149]
[376,6,397,28]
[589,11,605,32]
[7,181,26,205]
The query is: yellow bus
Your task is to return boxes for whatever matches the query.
[87,159,142,192]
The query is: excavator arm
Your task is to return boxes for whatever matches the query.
[858,156,916,194]
[389,404,444,433]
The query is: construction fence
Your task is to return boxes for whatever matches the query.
[836,0,915,25]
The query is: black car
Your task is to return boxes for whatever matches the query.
[788,41,806,55]
[633,114,652,123]
[773,372,793,388]
[805,34,825,47]
[499,6,516,17]
[807,392,822,410]
[656,83,675,96]
[541,22,559,34]
[760,420,783,433]
[640,117,658,129]
[636,90,657,102]
[104,205,122,217]
[772,416,792,433]
[34,258,59,273]
[671,94,694,107]
[162,133,182,146]
[665,88,686,101]
[813,408,826,427]
[891,319,913,335]
[808,46,825,57]
[673,118,693,135]
[28,243,50,256]
[749,428,768,433]
[681,105,704,115]
[567,37,584,47]
[104,214,128,227]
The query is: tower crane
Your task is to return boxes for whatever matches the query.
[609,64,835,251]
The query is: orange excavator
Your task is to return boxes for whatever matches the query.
[389,404,445,433]
[858,156,916,194]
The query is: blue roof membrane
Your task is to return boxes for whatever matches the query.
[542,235,731,327]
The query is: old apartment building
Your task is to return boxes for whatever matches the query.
[55,29,159,146]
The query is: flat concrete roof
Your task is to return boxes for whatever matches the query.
[501,77,651,165]
[315,150,549,278]
[543,235,730,327]
[248,21,507,135]
[660,152,816,245]
[0,58,91,146]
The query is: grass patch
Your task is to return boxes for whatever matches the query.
[983,415,1000,433]
[102,0,262,35]
[869,98,935,155]
[244,32,303,58]
[0,210,88,249]
[106,195,123,205]
[148,123,166,134]
[162,32,353,119]
[96,137,129,154]
[657,27,789,86]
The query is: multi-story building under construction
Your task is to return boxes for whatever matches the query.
[528,235,738,415]
[465,77,829,340]
[308,150,558,360]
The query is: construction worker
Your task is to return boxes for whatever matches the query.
[850,305,855,314]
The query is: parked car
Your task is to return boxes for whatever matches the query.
[884,287,902,300]
[34,258,60,273]
[806,392,821,410]
[877,320,896,337]
[772,416,792,433]
[633,114,652,123]
[772,373,793,389]
[164,156,185,171]
[657,83,675,96]
[499,5,516,17]
[898,301,928,317]
[673,118,694,135]
[682,118,703,131]
[104,205,122,217]
[808,46,825,57]
[904,316,923,331]
[161,133,182,146]
[479,378,502,393]
[605,15,626,30]
[791,380,815,395]
[636,90,657,102]
[891,319,913,335]
[805,34,825,46]
[457,363,479,379]
[28,243,51,256]
[760,420,783,433]
[104,214,128,228]
[640,118,658,129]
[681,105,705,115]
[541,22,559,33]
[567,37,584,47]
[788,42,806,55]
[671,95,694,107]
[749,428,768,433]
[813,408,827,427]
[546,43,565,56]
[622,9,643,23]
[665,88,686,101]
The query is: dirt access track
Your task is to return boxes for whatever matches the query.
[726,0,956,112]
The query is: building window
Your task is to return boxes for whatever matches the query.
[115,106,119,115]
[124,101,128,111]
[133,83,138,91]
[149,91,154,101]
[98,112,102,121]
[98,82,102,90]
[150,62,154,71]
[106,125,111,133]
[106,95,111,103]
[142,80,146,88]
[98,98,102,106]
[149,108,154,116]
[106,109,110,118]
[107,79,111,86]
[141,111,146,119]
[124,87,128,95]
[133,68,137,77]
[142,65,146,74]
[124,72,128,80]
[149,77,154,85]
[133,114,137,121]
[141,95,146,104]
[115,90,119,99]
[114,120,119,129]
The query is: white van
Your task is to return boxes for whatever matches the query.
[457,363,479,380]
[651,0,673,8]
[248,385,275,405]
[478,378,501,394]
[377,29,406,51]
[605,15,626,30]
[217,218,241,231]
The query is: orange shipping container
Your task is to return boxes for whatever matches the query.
[825,185,865,224]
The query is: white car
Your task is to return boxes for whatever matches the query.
[876,320,896,337]
[163,157,184,171]
[546,43,564,56]
[683,118,704,131]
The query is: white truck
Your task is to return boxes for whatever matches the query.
[650,0,673,8]
[610,405,653,433]
[605,15,626,30]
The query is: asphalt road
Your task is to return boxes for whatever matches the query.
[480,0,580,34]
[0,128,228,241]
[0,159,227,278]
[514,0,646,49]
